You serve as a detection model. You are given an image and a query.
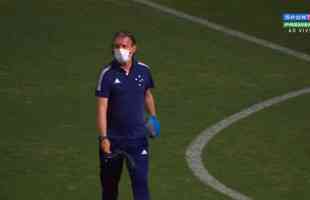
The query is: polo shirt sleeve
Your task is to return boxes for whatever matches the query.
[145,69,155,90]
[95,67,112,98]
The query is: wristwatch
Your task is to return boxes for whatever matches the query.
[98,135,109,141]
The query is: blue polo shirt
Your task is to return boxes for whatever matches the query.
[95,59,154,139]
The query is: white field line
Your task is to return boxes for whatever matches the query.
[131,0,310,63]
[186,87,310,200]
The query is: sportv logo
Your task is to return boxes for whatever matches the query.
[282,13,310,21]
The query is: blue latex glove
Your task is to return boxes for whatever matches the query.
[146,116,160,138]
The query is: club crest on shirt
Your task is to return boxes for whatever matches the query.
[134,74,144,87]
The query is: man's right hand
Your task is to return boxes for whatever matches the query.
[100,138,111,154]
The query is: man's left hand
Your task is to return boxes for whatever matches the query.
[146,116,160,138]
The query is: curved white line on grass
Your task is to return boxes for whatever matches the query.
[131,0,310,62]
[186,87,310,200]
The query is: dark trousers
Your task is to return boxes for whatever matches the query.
[99,138,150,200]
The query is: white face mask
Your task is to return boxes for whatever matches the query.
[114,48,131,63]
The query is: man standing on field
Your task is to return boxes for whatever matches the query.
[95,31,160,200]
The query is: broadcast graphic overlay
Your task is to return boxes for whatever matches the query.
[283,13,310,33]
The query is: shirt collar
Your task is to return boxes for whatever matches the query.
[112,57,138,74]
